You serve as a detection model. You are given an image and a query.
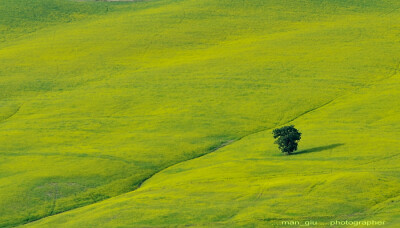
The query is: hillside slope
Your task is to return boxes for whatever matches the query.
[0,0,124,44]
[24,64,400,228]
[0,0,399,227]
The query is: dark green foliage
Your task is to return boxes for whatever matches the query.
[272,125,301,155]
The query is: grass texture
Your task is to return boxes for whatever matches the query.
[0,0,399,227]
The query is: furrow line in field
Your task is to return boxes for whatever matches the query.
[137,98,337,188]
[0,105,21,124]
[19,97,339,227]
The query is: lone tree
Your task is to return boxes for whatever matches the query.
[272,125,301,155]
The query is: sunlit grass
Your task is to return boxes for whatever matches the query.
[0,0,399,227]
[25,67,400,228]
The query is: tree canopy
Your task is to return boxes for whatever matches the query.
[272,125,301,155]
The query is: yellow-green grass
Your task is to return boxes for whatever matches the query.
[0,0,124,44]
[0,0,399,227]
[23,73,400,227]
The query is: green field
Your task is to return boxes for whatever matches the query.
[0,0,399,227]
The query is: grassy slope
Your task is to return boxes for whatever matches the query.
[24,66,400,228]
[0,0,125,44]
[0,0,399,226]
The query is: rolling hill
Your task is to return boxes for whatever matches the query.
[0,0,399,227]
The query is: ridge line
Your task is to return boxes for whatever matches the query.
[18,98,337,227]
